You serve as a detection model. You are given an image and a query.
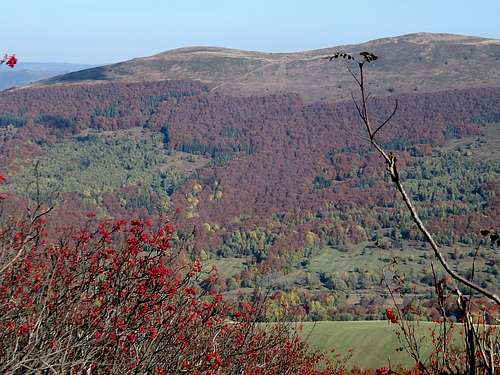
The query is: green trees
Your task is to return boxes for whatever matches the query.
[5,131,186,212]
[329,50,499,374]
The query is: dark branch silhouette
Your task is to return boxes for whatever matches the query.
[329,51,500,306]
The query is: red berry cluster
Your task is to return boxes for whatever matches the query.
[385,308,398,324]
[0,53,17,68]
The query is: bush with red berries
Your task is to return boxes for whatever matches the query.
[0,183,339,374]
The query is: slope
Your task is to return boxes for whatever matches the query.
[31,32,500,102]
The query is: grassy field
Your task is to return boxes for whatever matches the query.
[252,239,494,297]
[298,321,441,369]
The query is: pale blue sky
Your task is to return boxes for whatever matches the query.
[3,0,500,64]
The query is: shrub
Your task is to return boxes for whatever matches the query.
[0,200,334,374]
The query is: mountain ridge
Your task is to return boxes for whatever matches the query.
[26,32,500,102]
[151,32,497,56]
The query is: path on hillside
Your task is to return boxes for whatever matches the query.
[208,53,332,95]
[209,60,280,92]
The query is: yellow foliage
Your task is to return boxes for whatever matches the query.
[187,196,199,207]
[285,290,300,305]
[200,249,210,261]
[309,300,327,315]
[161,199,169,209]
[306,231,317,246]
[326,295,335,307]
[265,300,286,321]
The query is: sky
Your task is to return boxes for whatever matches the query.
[3,0,500,64]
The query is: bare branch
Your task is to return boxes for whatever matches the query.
[333,53,500,306]
[372,98,398,139]
[346,65,361,86]
[350,92,366,123]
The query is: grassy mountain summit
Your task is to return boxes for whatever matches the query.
[34,32,500,102]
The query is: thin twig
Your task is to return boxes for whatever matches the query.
[339,57,500,306]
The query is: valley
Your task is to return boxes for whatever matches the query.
[0,46,498,322]
[0,33,500,374]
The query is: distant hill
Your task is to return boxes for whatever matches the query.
[34,33,500,102]
[0,62,96,90]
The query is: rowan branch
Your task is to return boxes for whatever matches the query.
[331,54,500,306]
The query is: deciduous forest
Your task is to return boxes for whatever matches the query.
[0,29,499,373]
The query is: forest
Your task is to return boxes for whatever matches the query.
[0,80,498,325]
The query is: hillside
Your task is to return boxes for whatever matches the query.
[1,35,499,320]
[32,33,500,102]
[0,78,499,316]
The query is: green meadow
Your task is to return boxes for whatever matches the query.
[299,320,451,369]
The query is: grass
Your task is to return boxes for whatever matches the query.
[262,240,493,296]
[211,237,496,299]
[441,122,500,162]
[298,320,444,369]
[204,257,247,279]
[306,243,429,281]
